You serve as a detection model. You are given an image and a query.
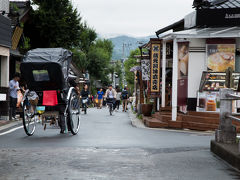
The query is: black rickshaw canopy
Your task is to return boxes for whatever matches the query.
[20,48,72,91]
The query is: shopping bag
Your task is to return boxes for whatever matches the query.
[17,91,23,108]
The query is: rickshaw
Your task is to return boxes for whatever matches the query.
[20,48,80,136]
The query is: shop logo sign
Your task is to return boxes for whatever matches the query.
[225,13,240,19]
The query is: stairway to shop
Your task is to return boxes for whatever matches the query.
[143,108,240,132]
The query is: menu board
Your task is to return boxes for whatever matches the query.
[207,44,235,72]
[150,43,160,92]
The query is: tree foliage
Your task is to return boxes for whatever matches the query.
[124,49,140,91]
[87,39,114,85]
[25,0,84,49]
[24,0,114,89]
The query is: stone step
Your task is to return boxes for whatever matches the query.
[143,117,168,128]
[183,115,219,124]
[182,121,218,131]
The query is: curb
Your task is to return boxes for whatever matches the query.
[211,140,240,171]
[128,110,146,128]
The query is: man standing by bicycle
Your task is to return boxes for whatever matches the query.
[105,85,116,115]
[9,73,21,120]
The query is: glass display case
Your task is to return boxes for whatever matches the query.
[197,71,240,112]
[199,71,240,92]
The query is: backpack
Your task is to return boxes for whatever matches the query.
[121,90,128,99]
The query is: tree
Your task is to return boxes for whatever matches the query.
[79,23,97,53]
[24,0,114,90]
[87,39,113,80]
[72,49,88,72]
[124,49,140,92]
[25,0,84,49]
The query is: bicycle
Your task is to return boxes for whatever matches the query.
[81,97,88,114]
[106,98,115,115]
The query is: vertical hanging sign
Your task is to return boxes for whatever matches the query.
[150,41,161,92]
[177,42,189,107]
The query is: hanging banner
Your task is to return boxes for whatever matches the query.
[207,44,235,72]
[178,42,189,79]
[177,42,189,106]
[141,59,150,81]
[150,41,161,92]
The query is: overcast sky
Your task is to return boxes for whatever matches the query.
[72,0,194,38]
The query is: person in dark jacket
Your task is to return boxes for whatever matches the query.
[121,87,128,112]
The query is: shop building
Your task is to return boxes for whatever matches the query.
[144,0,240,131]
[0,13,12,120]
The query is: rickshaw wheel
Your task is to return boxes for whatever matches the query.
[68,90,80,135]
[22,102,36,136]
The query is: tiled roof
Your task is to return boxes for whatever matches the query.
[206,0,240,9]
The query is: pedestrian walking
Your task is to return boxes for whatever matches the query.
[115,87,121,110]
[121,87,128,112]
[97,88,104,109]
[9,73,20,120]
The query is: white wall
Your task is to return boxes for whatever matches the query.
[0,46,10,87]
[188,39,206,98]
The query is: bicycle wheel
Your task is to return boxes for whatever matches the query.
[68,90,80,135]
[84,105,87,114]
[22,102,36,136]
[109,103,112,115]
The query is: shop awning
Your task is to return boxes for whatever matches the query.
[130,66,141,72]
[159,26,240,40]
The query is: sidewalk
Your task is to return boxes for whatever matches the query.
[0,119,22,133]
[0,120,11,127]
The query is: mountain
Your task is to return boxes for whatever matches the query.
[109,35,154,60]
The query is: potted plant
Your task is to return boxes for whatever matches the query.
[141,98,153,116]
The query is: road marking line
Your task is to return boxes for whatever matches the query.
[0,125,23,136]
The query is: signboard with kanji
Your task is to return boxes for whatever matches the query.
[150,42,160,92]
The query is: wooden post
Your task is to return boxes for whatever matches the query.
[139,71,144,104]
[162,41,166,108]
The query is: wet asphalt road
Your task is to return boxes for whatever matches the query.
[0,107,240,180]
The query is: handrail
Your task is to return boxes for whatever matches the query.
[225,114,240,122]
[217,89,239,144]
[225,93,240,100]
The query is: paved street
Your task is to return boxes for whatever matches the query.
[0,107,240,180]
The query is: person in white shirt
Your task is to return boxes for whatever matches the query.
[9,73,20,120]
[105,85,117,110]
